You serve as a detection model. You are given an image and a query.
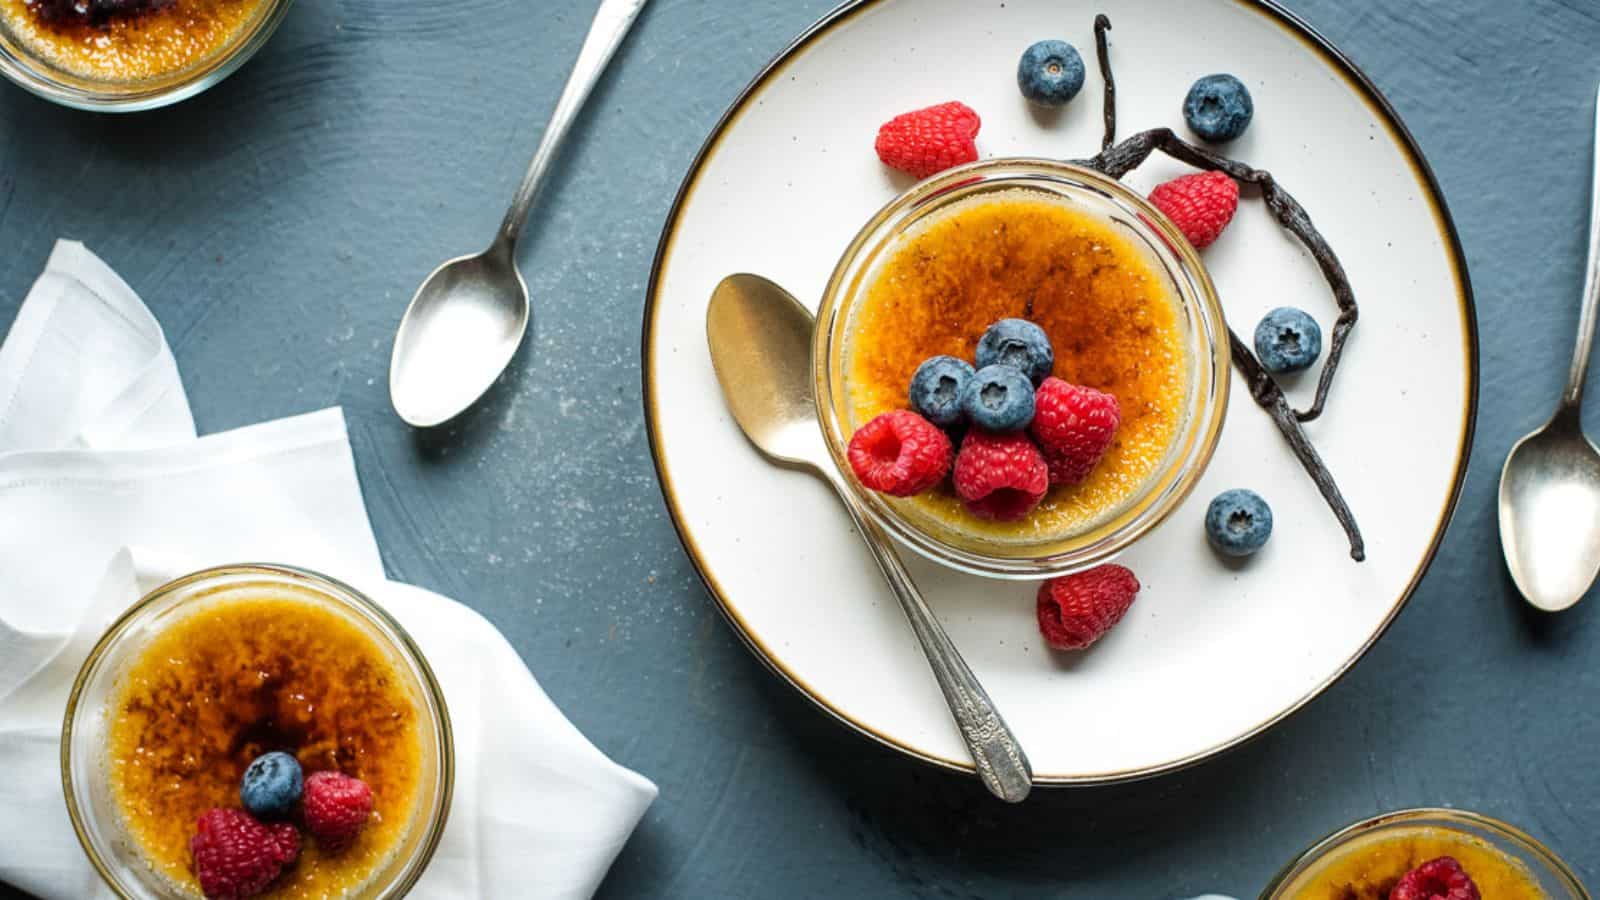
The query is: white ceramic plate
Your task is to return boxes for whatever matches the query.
[645,0,1475,783]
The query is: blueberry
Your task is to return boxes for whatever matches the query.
[240,751,303,820]
[960,365,1036,432]
[1205,489,1273,557]
[975,318,1054,385]
[1183,74,1254,143]
[909,356,975,428]
[1253,307,1322,373]
[1017,40,1086,107]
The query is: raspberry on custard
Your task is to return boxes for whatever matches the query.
[952,430,1049,521]
[847,410,953,497]
[302,771,374,853]
[189,808,300,900]
[1390,856,1481,900]
[1036,564,1140,651]
[1030,377,1120,486]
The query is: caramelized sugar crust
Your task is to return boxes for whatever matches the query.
[108,593,423,898]
[2,0,267,83]
[845,192,1188,540]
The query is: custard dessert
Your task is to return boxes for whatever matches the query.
[843,189,1189,542]
[106,591,424,898]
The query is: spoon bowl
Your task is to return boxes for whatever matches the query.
[705,274,826,468]
[390,247,528,428]
[1499,410,1600,612]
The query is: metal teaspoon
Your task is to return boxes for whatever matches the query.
[1498,83,1600,613]
[706,273,1034,802]
[390,0,648,428]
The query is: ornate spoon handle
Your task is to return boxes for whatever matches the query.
[829,476,1034,803]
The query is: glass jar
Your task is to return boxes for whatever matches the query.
[62,564,454,898]
[814,158,1230,578]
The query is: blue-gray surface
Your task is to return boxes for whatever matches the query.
[1,0,1596,897]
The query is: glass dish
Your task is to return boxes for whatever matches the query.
[0,0,294,111]
[1260,808,1590,899]
[813,158,1230,579]
[62,564,453,899]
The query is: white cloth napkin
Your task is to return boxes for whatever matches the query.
[0,241,657,899]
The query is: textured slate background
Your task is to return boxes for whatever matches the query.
[2,0,1598,897]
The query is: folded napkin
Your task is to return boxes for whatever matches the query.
[0,241,657,899]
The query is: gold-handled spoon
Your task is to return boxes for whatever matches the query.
[706,273,1033,802]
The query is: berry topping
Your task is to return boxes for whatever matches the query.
[847,410,953,497]
[301,771,374,853]
[239,751,303,821]
[189,808,299,900]
[1016,40,1085,107]
[1149,170,1239,250]
[1036,564,1141,651]
[1205,489,1273,557]
[953,430,1049,521]
[909,355,975,428]
[1390,856,1482,900]
[1183,73,1255,143]
[960,365,1036,433]
[1030,378,1120,486]
[1253,306,1323,374]
[975,318,1054,385]
[874,101,982,180]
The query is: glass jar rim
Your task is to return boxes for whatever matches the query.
[60,562,455,898]
[812,157,1231,579]
[1257,807,1592,900]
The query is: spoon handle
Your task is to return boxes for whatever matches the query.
[496,0,649,250]
[1562,82,1600,411]
[829,477,1034,803]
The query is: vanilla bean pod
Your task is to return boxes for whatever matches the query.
[1229,328,1365,560]
[1093,15,1115,151]
[1072,14,1364,559]
[1083,130,1357,424]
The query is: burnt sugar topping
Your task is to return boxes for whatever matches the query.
[107,592,423,898]
[2,0,268,83]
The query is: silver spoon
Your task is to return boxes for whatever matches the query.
[1498,84,1600,613]
[390,0,648,428]
[707,273,1033,803]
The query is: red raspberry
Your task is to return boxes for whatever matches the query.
[1030,378,1120,486]
[847,410,952,497]
[302,771,374,853]
[874,101,982,180]
[1390,856,1481,900]
[189,808,299,900]
[1148,170,1239,249]
[1036,564,1140,651]
[952,430,1049,521]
